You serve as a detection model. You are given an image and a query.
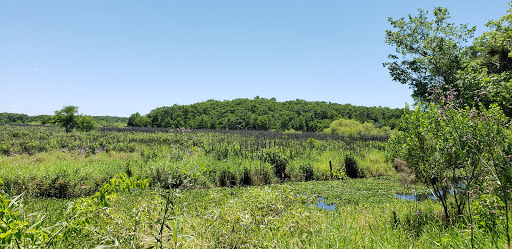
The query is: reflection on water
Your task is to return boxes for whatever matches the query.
[394,193,436,201]
[315,197,336,211]
[395,184,467,201]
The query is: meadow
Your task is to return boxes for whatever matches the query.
[0,124,510,248]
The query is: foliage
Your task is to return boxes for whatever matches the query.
[52,106,98,133]
[261,147,289,180]
[127,112,151,127]
[385,4,512,119]
[0,125,393,198]
[9,170,511,247]
[344,155,361,178]
[75,115,97,132]
[129,97,404,131]
[324,117,392,138]
[383,7,475,103]
[389,98,511,228]
[0,179,49,248]
[461,5,512,118]
[53,106,80,133]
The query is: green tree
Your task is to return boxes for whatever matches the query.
[134,116,151,127]
[383,7,475,103]
[127,112,141,127]
[53,106,97,132]
[76,115,97,132]
[459,5,512,117]
[53,106,79,133]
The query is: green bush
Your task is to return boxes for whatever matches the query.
[324,118,392,138]
[344,155,362,178]
[261,147,289,180]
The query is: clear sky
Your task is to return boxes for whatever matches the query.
[1,0,509,117]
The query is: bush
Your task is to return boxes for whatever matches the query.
[239,167,252,186]
[300,164,314,181]
[261,147,289,180]
[324,118,392,138]
[344,155,362,178]
[218,168,236,187]
[389,100,512,225]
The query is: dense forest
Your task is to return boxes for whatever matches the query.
[128,97,404,131]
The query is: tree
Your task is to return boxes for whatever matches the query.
[383,7,475,103]
[53,106,97,132]
[76,115,97,132]
[127,112,141,127]
[461,5,512,118]
[53,106,79,133]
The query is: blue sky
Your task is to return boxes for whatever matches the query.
[0,0,509,117]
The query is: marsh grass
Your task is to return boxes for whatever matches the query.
[19,177,511,248]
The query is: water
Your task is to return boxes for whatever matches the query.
[394,193,436,201]
[315,197,336,211]
[395,183,467,201]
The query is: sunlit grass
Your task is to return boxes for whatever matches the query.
[23,177,511,248]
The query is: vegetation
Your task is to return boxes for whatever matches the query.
[0,112,127,127]
[324,117,392,138]
[386,4,512,248]
[1,3,512,248]
[0,125,392,198]
[384,5,512,118]
[129,97,404,131]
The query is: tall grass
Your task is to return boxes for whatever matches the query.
[0,126,394,198]
[20,177,512,248]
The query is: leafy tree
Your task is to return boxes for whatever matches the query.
[76,115,97,132]
[127,112,141,127]
[53,106,97,132]
[53,106,79,133]
[133,116,151,127]
[383,7,475,103]
[127,98,404,131]
[460,5,512,117]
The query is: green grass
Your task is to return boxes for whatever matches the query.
[3,126,510,247]
[22,177,511,248]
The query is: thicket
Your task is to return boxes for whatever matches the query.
[128,97,404,131]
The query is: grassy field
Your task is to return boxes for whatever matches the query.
[1,125,510,248]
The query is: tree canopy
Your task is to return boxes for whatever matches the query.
[383,7,475,103]
[384,4,512,118]
[128,98,404,131]
[53,106,97,132]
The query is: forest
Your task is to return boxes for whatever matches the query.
[127,98,404,131]
[0,98,405,133]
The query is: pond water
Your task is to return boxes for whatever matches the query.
[395,183,468,201]
[315,197,336,211]
[394,193,436,201]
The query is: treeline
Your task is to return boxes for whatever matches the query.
[128,97,404,132]
[0,113,128,127]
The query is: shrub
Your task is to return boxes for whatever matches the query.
[344,155,362,178]
[300,164,314,181]
[261,147,289,180]
[389,100,512,226]
[239,167,252,186]
[218,168,236,187]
